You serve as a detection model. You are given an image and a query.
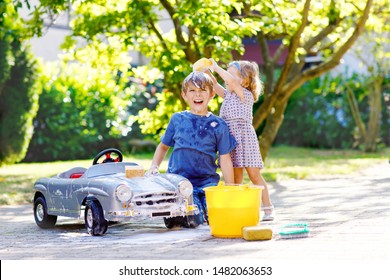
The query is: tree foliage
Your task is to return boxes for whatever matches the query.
[28,0,257,138]
[28,0,387,159]
[240,0,377,158]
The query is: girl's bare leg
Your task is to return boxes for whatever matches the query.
[233,167,274,220]
[233,167,244,184]
[246,167,273,219]
[234,167,271,205]
[246,167,272,206]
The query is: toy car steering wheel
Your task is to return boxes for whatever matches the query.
[93,148,123,165]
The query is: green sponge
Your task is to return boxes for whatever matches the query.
[242,226,273,241]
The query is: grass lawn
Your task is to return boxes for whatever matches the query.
[0,145,388,206]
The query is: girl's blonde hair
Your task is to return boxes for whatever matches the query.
[228,60,263,101]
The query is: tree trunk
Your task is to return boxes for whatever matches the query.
[365,77,383,152]
[344,76,383,153]
[258,101,288,160]
[345,80,367,145]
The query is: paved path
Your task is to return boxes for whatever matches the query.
[0,162,389,261]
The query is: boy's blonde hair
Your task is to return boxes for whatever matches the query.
[182,71,214,93]
[228,60,263,101]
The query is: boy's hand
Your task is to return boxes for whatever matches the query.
[145,165,159,176]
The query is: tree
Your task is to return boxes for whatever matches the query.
[240,0,377,158]
[0,0,41,165]
[28,0,258,138]
[31,0,383,159]
[343,10,390,152]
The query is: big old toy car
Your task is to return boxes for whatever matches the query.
[32,148,199,235]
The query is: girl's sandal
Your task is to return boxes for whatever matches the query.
[261,205,275,221]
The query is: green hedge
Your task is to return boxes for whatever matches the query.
[276,74,389,149]
[24,63,127,162]
[0,39,41,165]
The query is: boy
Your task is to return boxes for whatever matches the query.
[146,71,236,227]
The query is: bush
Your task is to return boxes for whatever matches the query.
[24,63,128,162]
[275,74,388,149]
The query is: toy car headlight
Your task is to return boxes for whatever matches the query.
[115,184,132,202]
[178,180,193,197]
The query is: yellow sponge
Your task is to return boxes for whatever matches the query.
[193,58,212,71]
[242,226,273,241]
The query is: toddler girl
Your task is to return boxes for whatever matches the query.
[208,58,274,221]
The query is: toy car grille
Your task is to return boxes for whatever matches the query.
[133,192,178,208]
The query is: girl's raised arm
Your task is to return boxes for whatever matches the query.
[209,58,244,102]
[204,69,225,98]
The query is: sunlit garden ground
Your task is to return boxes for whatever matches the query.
[0,145,388,206]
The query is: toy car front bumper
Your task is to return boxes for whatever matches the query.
[106,204,199,220]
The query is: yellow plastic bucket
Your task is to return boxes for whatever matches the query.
[204,182,263,238]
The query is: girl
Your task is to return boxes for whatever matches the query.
[208,58,274,221]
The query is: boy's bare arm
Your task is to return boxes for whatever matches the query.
[219,153,234,184]
[147,143,170,175]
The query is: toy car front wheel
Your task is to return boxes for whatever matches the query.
[84,199,108,236]
[164,215,200,229]
[163,216,185,229]
[182,215,200,228]
[34,196,57,228]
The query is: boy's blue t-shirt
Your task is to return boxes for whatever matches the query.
[161,111,236,188]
